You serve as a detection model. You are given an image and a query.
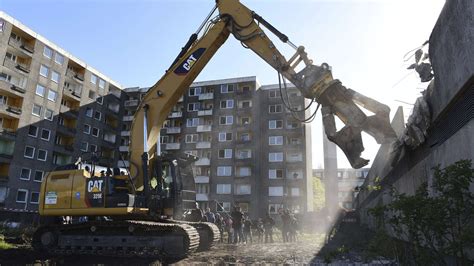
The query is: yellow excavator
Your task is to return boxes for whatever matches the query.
[33,0,396,260]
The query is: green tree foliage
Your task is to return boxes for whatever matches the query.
[369,160,474,265]
[313,176,325,211]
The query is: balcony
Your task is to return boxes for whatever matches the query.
[0,104,21,118]
[195,158,211,166]
[196,193,209,202]
[123,115,134,122]
[107,104,120,115]
[3,59,30,74]
[124,99,139,108]
[165,143,181,150]
[65,70,84,83]
[196,141,211,149]
[198,93,214,101]
[121,131,130,136]
[166,127,181,134]
[119,146,129,152]
[59,106,79,118]
[63,87,82,100]
[8,37,34,55]
[54,144,74,154]
[197,109,213,116]
[168,111,183,119]
[195,176,210,183]
[196,125,212,132]
[0,128,16,141]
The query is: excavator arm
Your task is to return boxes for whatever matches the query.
[129,0,397,189]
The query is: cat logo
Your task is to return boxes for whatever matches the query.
[174,48,206,75]
[87,179,104,193]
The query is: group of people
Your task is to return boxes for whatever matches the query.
[200,206,299,244]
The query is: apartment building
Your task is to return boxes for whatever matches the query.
[313,168,369,210]
[0,12,123,216]
[120,77,313,219]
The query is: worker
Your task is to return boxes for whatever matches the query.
[263,213,275,243]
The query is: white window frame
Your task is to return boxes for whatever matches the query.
[240,100,251,108]
[237,149,251,159]
[35,84,45,97]
[269,169,284,179]
[90,144,98,152]
[92,127,100,137]
[86,107,93,117]
[44,109,54,121]
[269,186,284,196]
[217,166,232,176]
[20,168,31,181]
[37,149,48,161]
[269,136,284,145]
[185,134,198,143]
[269,120,283,129]
[43,46,53,58]
[40,129,51,141]
[54,52,64,65]
[216,184,232,194]
[235,184,251,195]
[99,79,105,89]
[238,167,251,177]
[269,152,284,162]
[30,192,40,204]
[91,74,97,84]
[269,104,283,113]
[189,87,201,96]
[16,189,28,203]
[219,116,233,125]
[51,71,60,83]
[186,118,199,127]
[39,64,49,78]
[218,149,232,159]
[187,102,200,112]
[84,124,91,134]
[269,90,279,98]
[268,203,283,214]
[218,132,232,142]
[94,111,102,121]
[28,125,38,137]
[80,141,88,152]
[34,170,44,182]
[220,99,234,109]
[24,146,35,159]
[220,84,234,93]
[47,89,57,102]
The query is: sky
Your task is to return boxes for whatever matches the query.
[0,0,445,169]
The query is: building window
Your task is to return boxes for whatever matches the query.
[24,146,35,159]
[54,53,64,65]
[28,125,38,137]
[269,120,283,129]
[269,186,284,196]
[269,169,284,179]
[268,204,283,214]
[241,117,251,125]
[196,184,210,194]
[94,111,102,121]
[291,187,300,197]
[269,136,284,145]
[51,71,60,83]
[44,109,53,121]
[39,64,49,78]
[90,144,97,152]
[80,141,88,152]
[237,167,251,177]
[91,74,97,84]
[235,184,251,195]
[289,138,301,145]
[48,89,57,102]
[240,133,250,142]
[96,97,103,105]
[186,118,199,127]
[240,100,251,108]
[218,132,232,142]
[218,149,232,159]
[86,107,93,117]
[217,166,232,176]
[219,116,233,125]
[217,184,231,194]
[269,90,280,98]
[269,104,283,113]
[84,124,91,134]
[37,149,48,161]
[237,149,251,159]
[35,84,46,97]
[189,87,201,96]
[89,90,96,99]
[269,152,283,162]
[187,102,200,112]
[220,84,234,93]
[242,86,250,92]
[41,129,51,141]
[160,135,169,144]
[34,171,44,182]
[16,189,28,203]
[220,99,234,109]
[20,168,31,180]
[185,134,198,143]
[99,79,105,89]
[288,170,303,179]
[217,202,231,212]
[92,127,100,137]
[287,152,303,162]
[43,46,53,58]
[30,192,40,204]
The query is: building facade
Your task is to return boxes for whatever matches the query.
[120,77,313,219]
[0,12,124,216]
[313,168,369,210]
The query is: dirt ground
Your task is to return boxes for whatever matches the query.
[0,233,326,265]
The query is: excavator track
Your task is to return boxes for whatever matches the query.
[181,222,221,251]
[32,220,199,261]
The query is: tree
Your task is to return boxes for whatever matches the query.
[313,176,325,211]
